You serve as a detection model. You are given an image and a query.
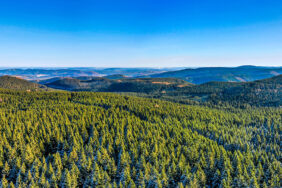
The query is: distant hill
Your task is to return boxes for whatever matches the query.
[162,75,282,107]
[45,77,192,93]
[0,76,50,91]
[1,74,280,107]
[149,65,282,84]
[44,75,281,107]
[103,74,128,79]
[0,67,180,80]
[45,77,112,91]
[96,67,182,76]
[0,68,100,80]
[106,75,281,107]
[1,66,280,84]
[36,77,62,84]
[212,75,282,107]
[104,78,191,93]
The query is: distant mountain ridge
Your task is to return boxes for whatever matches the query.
[0,69,100,81]
[0,67,179,80]
[1,66,280,84]
[149,65,282,84]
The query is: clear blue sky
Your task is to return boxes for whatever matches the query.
[0,0,281,67]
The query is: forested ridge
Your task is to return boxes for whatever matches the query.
[116,75,282,108]
[0,89,281,187]
[22,74,280,108]
[149,66,282,84]
[0,76,49,91]
[44,77,190,93]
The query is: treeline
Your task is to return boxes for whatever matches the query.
[0,89,281,187]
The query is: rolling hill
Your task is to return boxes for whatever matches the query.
[161,75,282,107]
[0,68,100,80]
[0,76,50,91]
[44,77,192,93]
[1,66,281,84]
[43,75,281,107]
[0,67,180,80]
[212,75,282,107]
[103,74,128,79]
[149,65,282,84]
[44,77,113,91]
[1,73,280,107]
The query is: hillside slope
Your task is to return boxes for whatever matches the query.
[212,75,282,107]
[43,75,281,107]
[45,77,192,93]
[150,65,282,84]
[103,74,128,79]
[0,76,49,91]
[123,75,281,107]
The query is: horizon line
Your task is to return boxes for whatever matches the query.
[0,65,281,69]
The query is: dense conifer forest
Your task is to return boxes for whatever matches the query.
[0,89,281,187]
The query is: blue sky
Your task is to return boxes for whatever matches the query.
[0,0,281,67]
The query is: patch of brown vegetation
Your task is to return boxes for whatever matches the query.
[177,84,188,88]
[151,82,171,85]
[235,77,246,82]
